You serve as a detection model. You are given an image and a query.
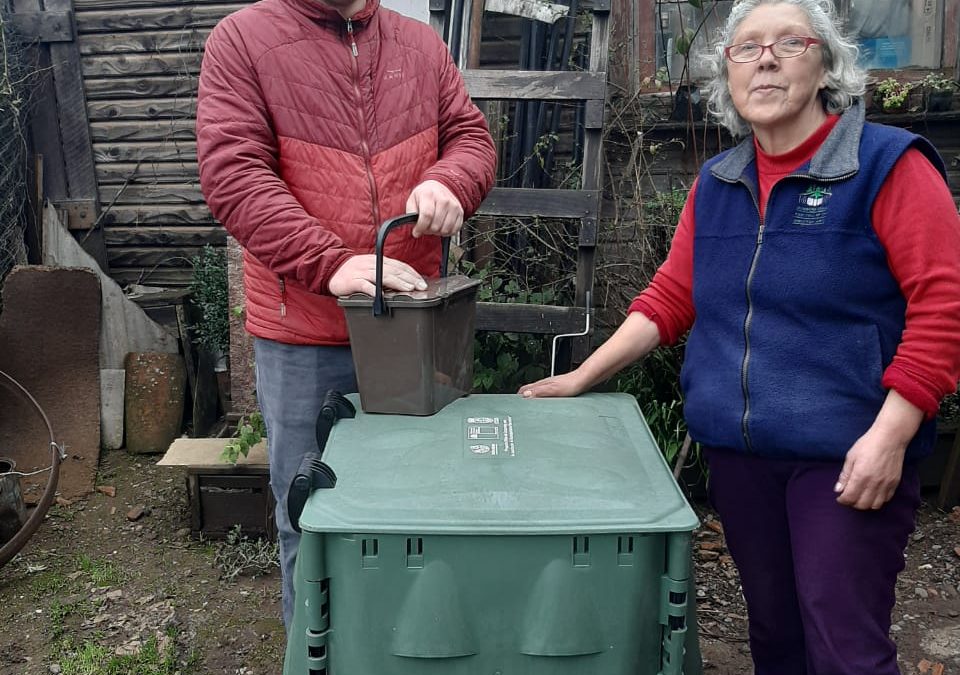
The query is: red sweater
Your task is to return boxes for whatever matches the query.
[630,116,960,417]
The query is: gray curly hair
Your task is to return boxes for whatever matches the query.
[701,0,867,137]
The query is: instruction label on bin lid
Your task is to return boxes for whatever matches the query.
[463,416,516,458]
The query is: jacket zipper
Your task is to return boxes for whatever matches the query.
[346,18,381,233]
[733,170,855,452]
[279,278,287,318]
[739,184,764,453]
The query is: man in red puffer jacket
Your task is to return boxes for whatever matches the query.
[196,0,496,629]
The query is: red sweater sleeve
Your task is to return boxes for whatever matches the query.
[419,43,497,218]
[875,148,960,417]
[627,179,698,345]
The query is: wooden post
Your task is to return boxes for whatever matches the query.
[938,429,960,510]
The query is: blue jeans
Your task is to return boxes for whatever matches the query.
[253,338,357,629]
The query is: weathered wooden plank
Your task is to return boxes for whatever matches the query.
[99,204,214,226]
[464,70,606,101]
[475,302,587,334]
[9,10,74,42]
[104,225,225,247]
[85,75,198,99]
[88,97,197,121]
[101,182,203,204]
[75,4,246,33]
[97,161,199,184]
[108,246,210,268]
[90,119,196,143]
[49,3,99,201]
[79,28,211,54]
[81,52,203,77]
[111,268,193,287]
[475,187,599,219]
[94,141,197,163]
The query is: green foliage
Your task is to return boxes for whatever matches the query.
[874,77,914,111]
[189,245,229,354]
[921,72,958,93]
[57,634,179,675]
[939,388,960,427]
[221,411,266,464]
[75,555,129,587]
[470,266,556,394]
[613,345,692,465]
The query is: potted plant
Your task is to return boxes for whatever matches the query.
[189,245,230,368]
[920,72,957,112]
[873,77,914,113]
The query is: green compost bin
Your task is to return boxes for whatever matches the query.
[284,392,702,675]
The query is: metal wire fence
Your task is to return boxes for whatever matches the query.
[0,7,33,314]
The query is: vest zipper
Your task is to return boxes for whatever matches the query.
[346,18,381,230]
[279,278,287,318]
[739,185,764,453]
[722,166,856,453]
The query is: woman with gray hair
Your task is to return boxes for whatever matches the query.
[520,0,960,672]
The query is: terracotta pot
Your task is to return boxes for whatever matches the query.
[124,352,186,454]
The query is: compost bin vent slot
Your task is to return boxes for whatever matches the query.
[361,538,379,568]
[572,536,591,567]
[617,536,635,566]
[406,536,424,568]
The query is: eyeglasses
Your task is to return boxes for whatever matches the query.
[725,36,823,63]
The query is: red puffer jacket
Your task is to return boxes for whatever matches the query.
[197,0,496,344]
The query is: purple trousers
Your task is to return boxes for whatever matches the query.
[705,448,920,675]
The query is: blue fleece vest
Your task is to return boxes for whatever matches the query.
[682,104,946,462]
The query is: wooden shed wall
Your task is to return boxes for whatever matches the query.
[75,0,243,288]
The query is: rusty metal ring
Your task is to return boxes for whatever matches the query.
[0,369,62,568]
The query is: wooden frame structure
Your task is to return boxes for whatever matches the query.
[432,0,611,362]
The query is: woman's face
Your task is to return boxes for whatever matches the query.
[727,3,828,138]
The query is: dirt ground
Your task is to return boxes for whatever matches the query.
[1,447,958,674]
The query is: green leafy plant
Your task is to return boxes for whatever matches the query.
[221,411,265,463]
[465,263,559,394]
[921,72,958,93]
[613,345,692,466]
[874,77,914,112]
[189,245,229,354]
[920,72,957,112]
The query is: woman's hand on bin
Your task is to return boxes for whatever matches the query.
[328,255,427,297]
[518,371,589,399]
[406,180,464,238]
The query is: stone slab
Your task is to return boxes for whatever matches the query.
[0,266,101,501]
[42,203,178,369]
[100,368,125,450]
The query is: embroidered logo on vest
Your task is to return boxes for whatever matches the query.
[793,185,831,226]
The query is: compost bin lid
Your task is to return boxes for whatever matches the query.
[337,275,481,309]
[299,392,698,535]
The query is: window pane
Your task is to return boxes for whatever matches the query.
[846,0,943,68]
[654,0,733,81]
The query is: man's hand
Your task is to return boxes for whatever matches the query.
[327,254,427,297]
[406,180,463,238]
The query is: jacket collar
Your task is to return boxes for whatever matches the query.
[711,98,865,182]
[279,0,380,25]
